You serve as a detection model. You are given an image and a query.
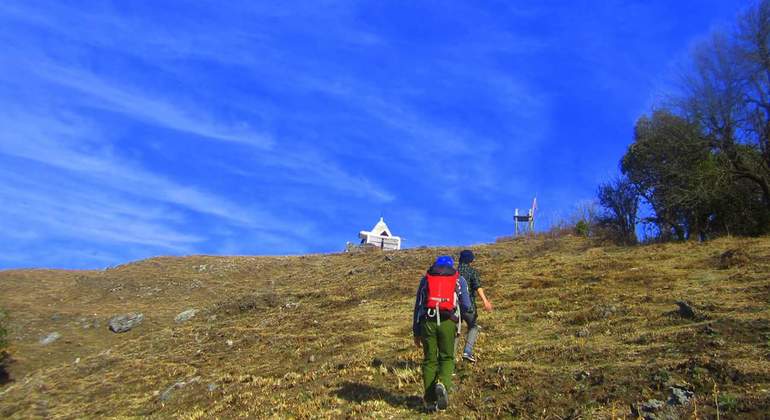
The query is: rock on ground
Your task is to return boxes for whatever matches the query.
[668,386,694,405]
[39,332,61,345]
[108,313,144,333]
[675,301,697,319]
[175,309,198,323]
[639,399,665,412]
[633,399,671,420]
[160,377,200,402]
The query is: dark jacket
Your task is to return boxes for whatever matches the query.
[458,263,481,313]
[412,265,471,337]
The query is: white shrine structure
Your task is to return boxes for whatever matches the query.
[358,217,402,250]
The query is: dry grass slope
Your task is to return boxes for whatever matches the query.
[1,235,769,418]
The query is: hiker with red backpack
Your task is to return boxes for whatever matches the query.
[412,255,471,412]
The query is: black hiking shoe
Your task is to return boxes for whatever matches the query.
[434,383,448,410]
[462,352,477,363]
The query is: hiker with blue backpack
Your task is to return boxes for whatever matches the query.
[412,255,471,412]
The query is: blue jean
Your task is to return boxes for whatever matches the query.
[462,312,480,355]
[453,312,480,356]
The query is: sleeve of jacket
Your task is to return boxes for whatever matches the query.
[412,277,427,337]
[457,276,471,314]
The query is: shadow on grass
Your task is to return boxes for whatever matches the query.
[0,352,10,385]
[335,381,423,412]
[0,366,9,385]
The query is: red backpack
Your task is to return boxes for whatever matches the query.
[425,272,459,312]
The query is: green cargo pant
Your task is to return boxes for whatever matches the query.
[420,318,457,402]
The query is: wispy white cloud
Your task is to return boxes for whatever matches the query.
[0,9,398,205]
[0,164,202,252]
[11,59,275,149]
[0,109,272,228]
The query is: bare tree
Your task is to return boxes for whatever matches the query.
[680,1,770,208]
[597,176,639,245]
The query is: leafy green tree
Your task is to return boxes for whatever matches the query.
[620,110,768,239]
[621,111,722,240]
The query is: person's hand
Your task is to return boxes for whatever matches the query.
[483,301,493,312]
[413,336,422,348]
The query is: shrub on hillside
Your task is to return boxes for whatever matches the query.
[539,200,602,239]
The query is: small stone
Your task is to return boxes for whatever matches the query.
[175,309,198,323]
[675,301,696,319]
[39,332,61,345]
[160,377,200,402]
[74,358,80,364]
[207,383,218,392]
[108,313,144,333]
[710,338,726,347]
[639,399,665,412]
[160,381,186,402]
[668,386,694,405]
[226,339,233,347]
[574,370,591,381]
[308,355,316,363]
[598,305,617,319]
[702,324,717,335]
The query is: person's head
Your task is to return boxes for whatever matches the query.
[434,255,454,268]
[459,249,475,264]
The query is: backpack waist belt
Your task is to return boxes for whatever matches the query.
[424,310,458,322]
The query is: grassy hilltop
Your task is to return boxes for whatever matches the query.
[0,235,769,418]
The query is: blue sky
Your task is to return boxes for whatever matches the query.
[0,1,748,269]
